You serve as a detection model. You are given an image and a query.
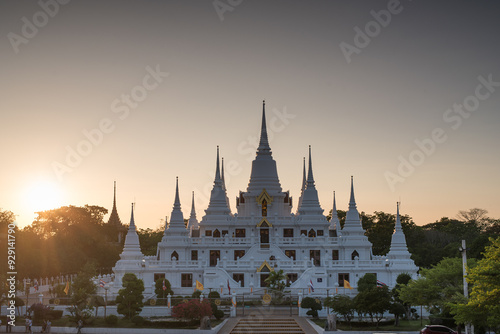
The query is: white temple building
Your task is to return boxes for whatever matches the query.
[111,101,418,297]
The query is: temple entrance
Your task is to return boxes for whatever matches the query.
[209,250,220,267]
[260,228,269,244]
[260,273,269,287]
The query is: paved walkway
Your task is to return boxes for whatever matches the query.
[217,316,318,334]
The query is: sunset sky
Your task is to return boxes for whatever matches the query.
[1,1,499,230]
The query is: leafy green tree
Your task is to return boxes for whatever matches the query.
[17,205,120,278]
[354,285,391,328]
[389,302,406,326]
[137,228,163,256]
[68,262,97,323]
[399,257,476,321]
[71,263,97,306]
[301,297,322,318]
[451,237,500,327]
[356,273,377,292]
[393,273,412,320]
[116,273,144,319]
[324,295,355,327]
[264,269,287,291]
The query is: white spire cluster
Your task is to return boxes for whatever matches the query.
[297,146,323,215]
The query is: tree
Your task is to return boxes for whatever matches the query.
[393,273,412,320]
[300,297,322,318]
[264,269,287,292]
[324,295,355,327]
[389,302,406,327]
[354,286,391,328]
[451,237,500,327]
[68,262,97,323]
[456,208,489,230]
[356,273,377,292]
[172,299,212,324]
[137,228,163,256]
[398,257,476,323]
[116,273,144,319]
[17,205,120,278]
[71,263,97,306]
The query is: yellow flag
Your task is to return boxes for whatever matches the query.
[64,281,70,295]
[344,280,353,290]
[196,280,204,291]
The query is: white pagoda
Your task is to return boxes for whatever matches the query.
[112,101,418,296]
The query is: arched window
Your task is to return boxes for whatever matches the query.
[308,229,316,238]
[351,250,359,260]
[171,251,179,261]
[213,229,221,238]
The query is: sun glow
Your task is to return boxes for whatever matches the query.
[25,180,64,214]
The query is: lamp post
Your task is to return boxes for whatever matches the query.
[25,280,31,315]
[103,285,109,318]
[459,240,472,334]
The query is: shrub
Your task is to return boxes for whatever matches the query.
[105,314,118,325]
[47,310,63,320]
[172,299,212,324]
[192,290,202,299]
[213,309,225,320]
[131,315,145,326]
[208,291,220,299]
[301,297,322,319]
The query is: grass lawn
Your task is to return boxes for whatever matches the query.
[312,318,428,331]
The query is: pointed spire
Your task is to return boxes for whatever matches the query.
[297,146,323,215]
[307,145,315,185]
[246,101,282,194]
[190,191,196,217]
[257,100,270,154]
[329,191,341,234]
[117,202,143,262]
[174,176,180,206]
[205,147,231,215]
[108,181,122,226]
[165,177,188,236]
[215,146,221,182]
[187,191,199,230]
[343,176,365,235]
[349,175,356,208]
[388,201,411,259]
[129,202,136,230]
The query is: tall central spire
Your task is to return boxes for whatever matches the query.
[247,100,282,193]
